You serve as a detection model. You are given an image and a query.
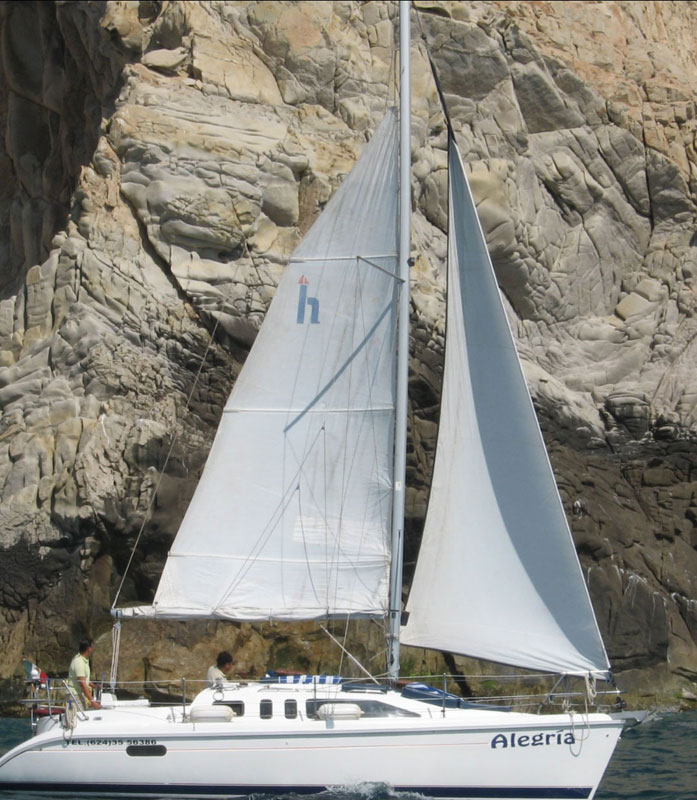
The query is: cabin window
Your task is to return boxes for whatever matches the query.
[213,700,245,717]
[126,745,167,757]
[260,699,273,719]
[285,699,297,719]
[306,699,419,719]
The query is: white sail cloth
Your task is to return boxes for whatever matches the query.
[401,140,611,677]
[121,111,400,621]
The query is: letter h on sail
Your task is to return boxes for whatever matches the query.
[297,276,319,324]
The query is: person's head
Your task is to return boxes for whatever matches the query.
[216,651,233,672]
[78,637,94,656]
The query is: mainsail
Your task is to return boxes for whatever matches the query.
[121,111,400,621]
[401,138,611,677]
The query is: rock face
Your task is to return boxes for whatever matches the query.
[1,0,697,702]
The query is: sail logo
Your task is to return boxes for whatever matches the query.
[297,276,319,324]
[490,731,576,749]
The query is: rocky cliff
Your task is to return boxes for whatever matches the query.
[1,0,697,705]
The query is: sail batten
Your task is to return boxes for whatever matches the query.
[160,554,390,564]
[121,111,400,623]
[401,139,610,677]
[221,407,395,414]
[289,253,398,262]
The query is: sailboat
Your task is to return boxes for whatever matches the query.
[0,4,643,797]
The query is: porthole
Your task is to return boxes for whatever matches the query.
[260,699,273,719]
[285,699,297,719]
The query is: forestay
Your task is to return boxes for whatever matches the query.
[401,139,611,677]
[120,111,400,621]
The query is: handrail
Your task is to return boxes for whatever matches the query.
[18,671,623,729]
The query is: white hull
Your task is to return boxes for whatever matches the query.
[0,683,629,799]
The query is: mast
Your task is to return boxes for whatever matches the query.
[388,0,411,681]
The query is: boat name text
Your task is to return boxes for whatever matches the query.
[490,731,576,749]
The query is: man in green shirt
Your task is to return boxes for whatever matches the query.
[68,638,101,709]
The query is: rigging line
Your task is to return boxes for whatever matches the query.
[283,303,393,433]
[282,239,345,449]
[329,260,368,612]
[381,0,397,116]
[270,102,329,462]
[111,314,221,611]
[338,614,352,678]
[283,116,397,452]
[371,616,391,666]
[213,423,327,605]
[358,255,402,281]
[320,624,379,683]
[369,275,405,638]
[284,455,390,598]
[297,483,323,609]
[289,253,397,263]
[278,262,396,603]
[329,263,363,611]
[286,113,400,452]
[403,3,457,635]
[291,255,402,282]
[251,102,306,297]
[337,623,345,677]
[281,258,397,593]
[282,302,392,605]
[113,118,260,611]
[412,1,454,139]
[281,450,389,608]
[109,620,121,691]
[389,1,399,109]
[273,419,389,610]
[307,452,393,602]
[323,424,329,611]
[328,256,395,612]
[285,437,390,589]
[217,255,343,601]
[287,110,392,454]
[221,110,307,344]
[212,482,299,610]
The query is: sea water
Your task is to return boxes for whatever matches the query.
[0,711,695,800]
